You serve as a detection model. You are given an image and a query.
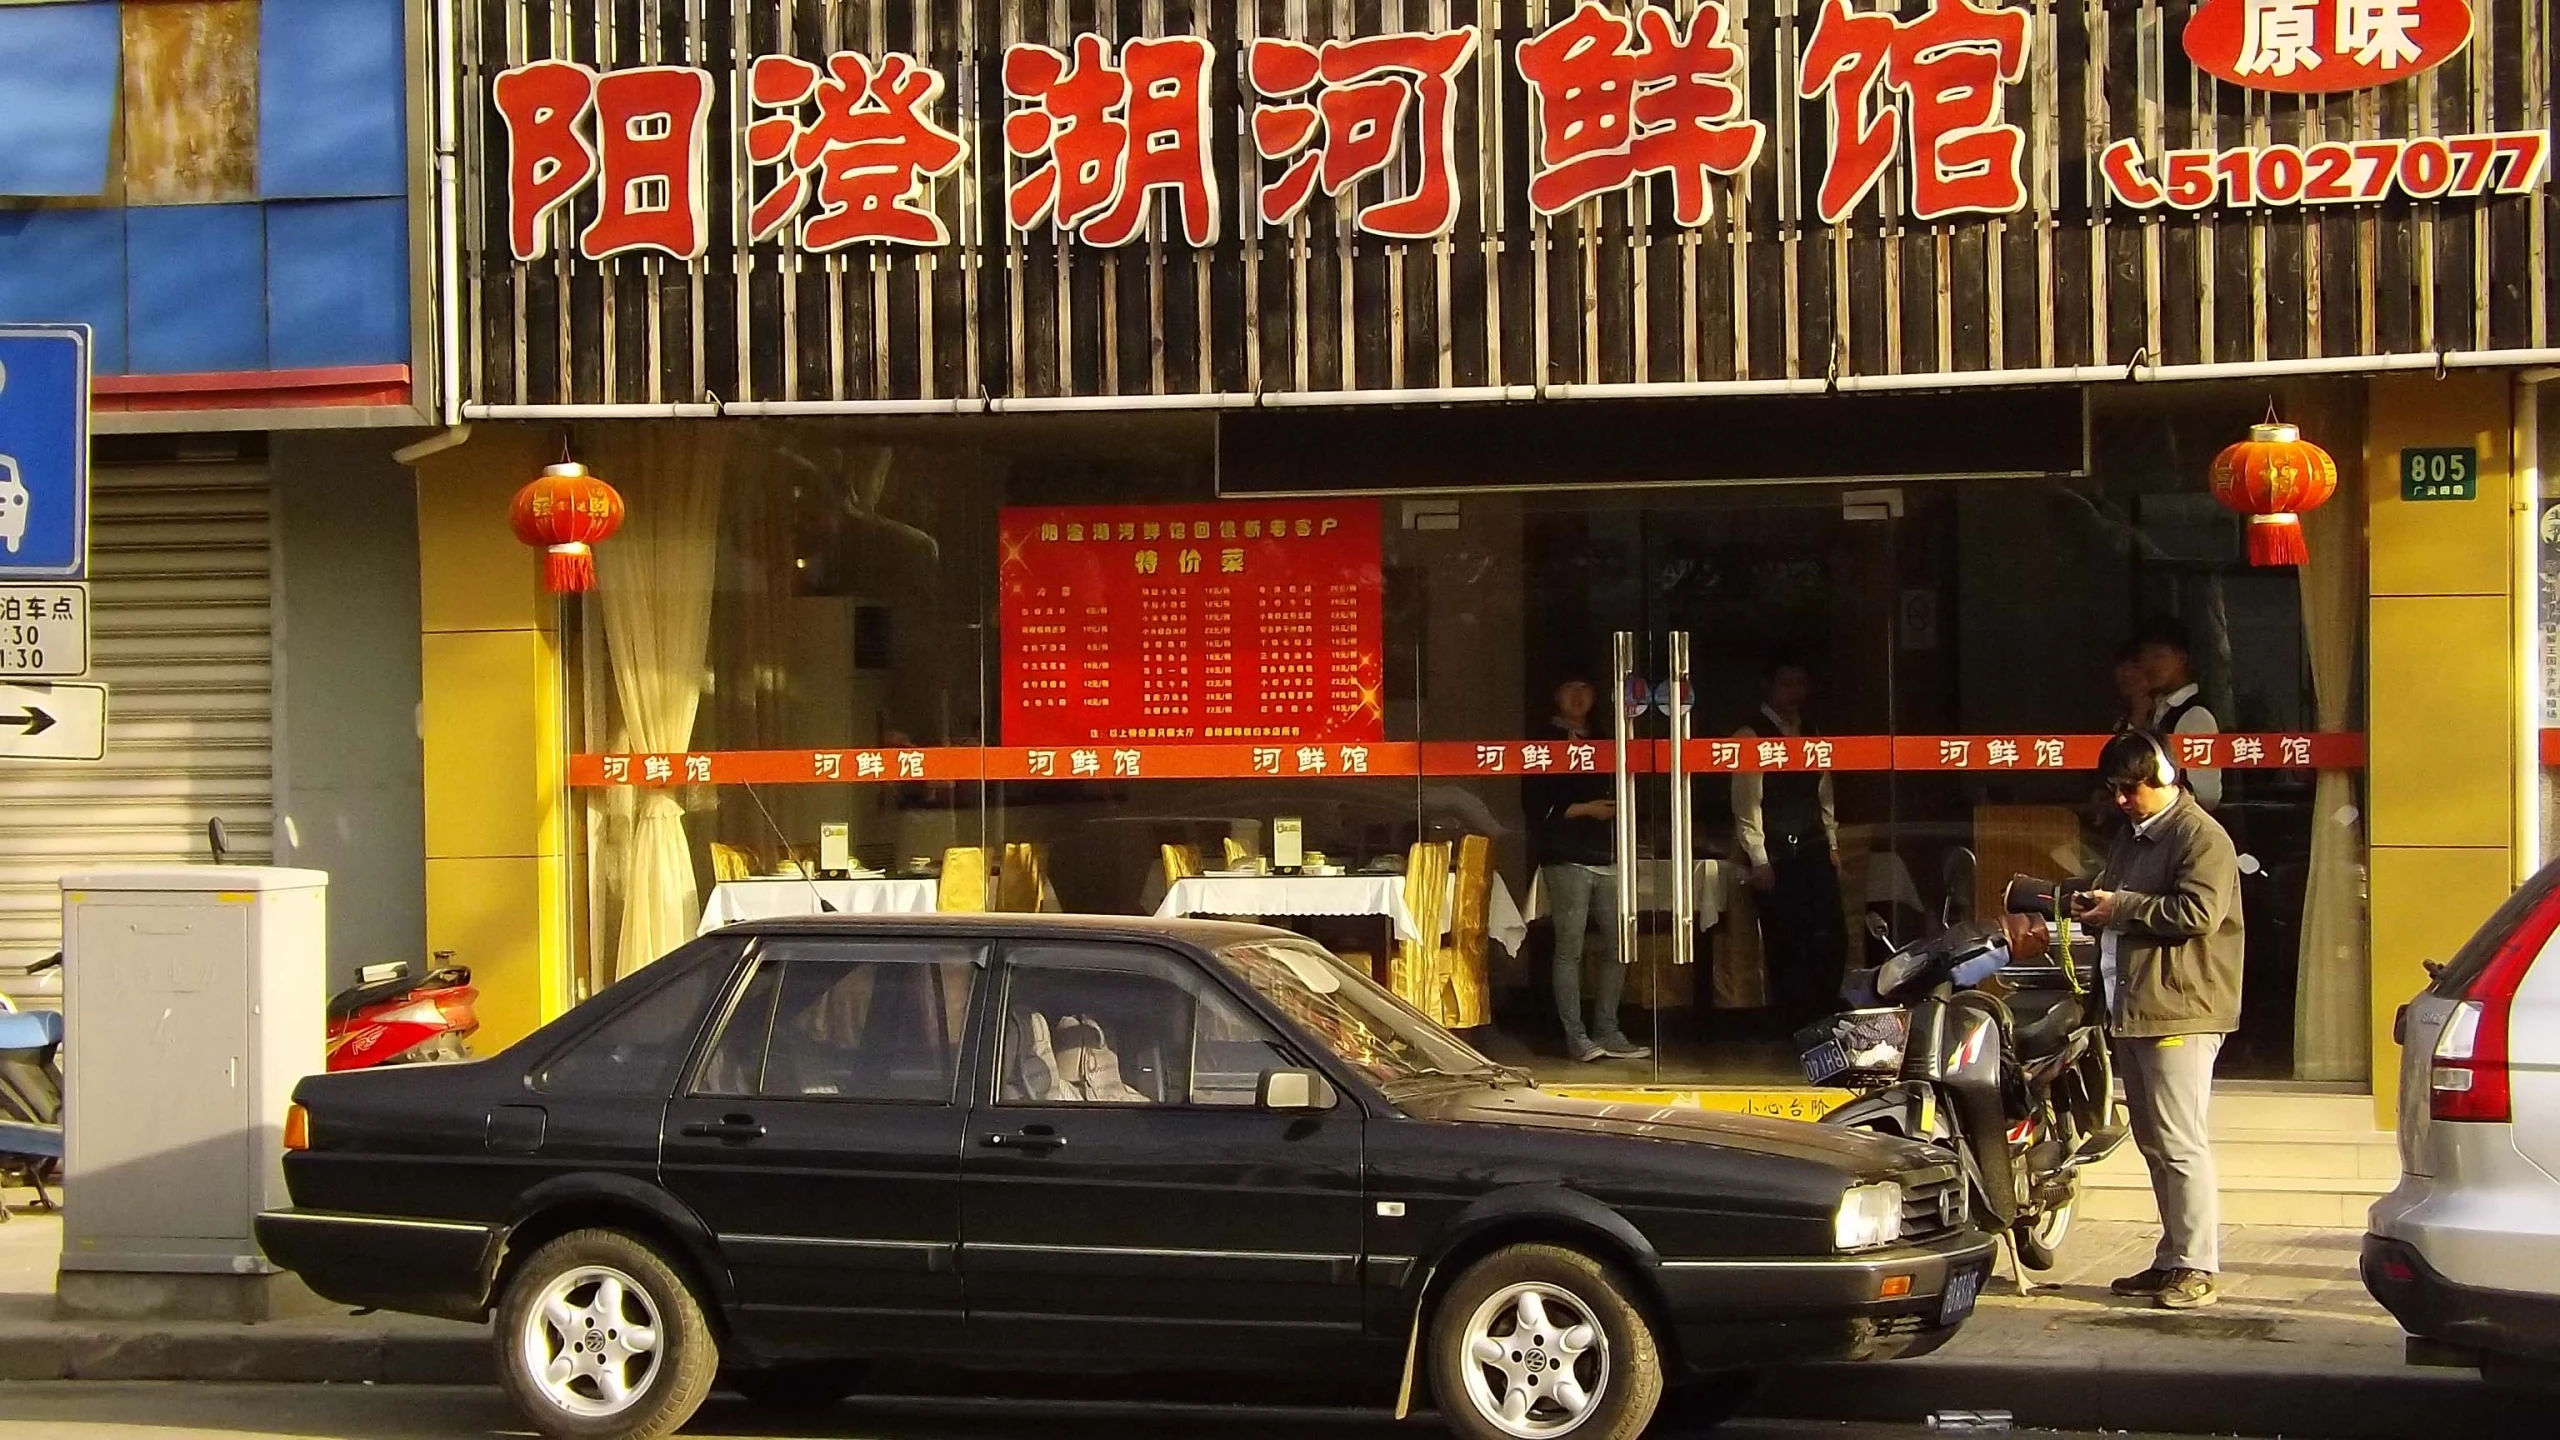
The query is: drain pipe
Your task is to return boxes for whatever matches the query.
[2519,374,2547,882]
[431,0,464,427]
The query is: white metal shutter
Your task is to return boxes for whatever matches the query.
[0,464,273,968]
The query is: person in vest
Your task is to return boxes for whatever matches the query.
[1734,656,1845,1035]
[1526,676,1649,1062]
[2073,729,2245,1311]
[2136,616,2223,811]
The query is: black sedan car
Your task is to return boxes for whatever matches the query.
[258,916,1994,1440]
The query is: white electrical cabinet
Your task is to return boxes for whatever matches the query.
[57,867,326,1277]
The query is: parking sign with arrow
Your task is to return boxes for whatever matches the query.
[0,681,105,761]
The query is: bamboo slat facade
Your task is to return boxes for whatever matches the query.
[456,0,2556,411]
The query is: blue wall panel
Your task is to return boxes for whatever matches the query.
[0,209,128,374]
[127,204,267,374]
[267,198,409,368]
[0,2,122,197]
[258,0,408,199]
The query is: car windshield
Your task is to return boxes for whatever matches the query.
[1211,937,1524,1091]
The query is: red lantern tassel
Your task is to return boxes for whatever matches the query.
[2246,513,2309,567]
[544,542,597,592]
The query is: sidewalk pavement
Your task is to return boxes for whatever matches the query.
[0,1192,2538,1438]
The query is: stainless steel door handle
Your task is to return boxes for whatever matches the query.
[1611,631,1640,965]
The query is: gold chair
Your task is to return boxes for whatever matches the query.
[1221,835,1257,870]
[938,846,989,912]
[1160,842,1203,891]
[708,841,757,883]
[1433,834,1496,1028]
[1390,841,1453,1016]
[996,842,1050,913]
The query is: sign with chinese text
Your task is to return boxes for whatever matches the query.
[0,583,89,678]
[2401,446,2478,501]
[998,502,1385,748]
[563,731,2367,786]
[461,0,2548,412]
[2184,0,2474,93]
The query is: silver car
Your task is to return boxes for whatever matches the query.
[2365,860,2560,1380]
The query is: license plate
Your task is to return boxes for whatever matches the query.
[1939,1265,1985,1325]
[1800,1040,1847,1083]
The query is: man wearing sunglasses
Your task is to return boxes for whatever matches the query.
[2069,729,2245,1313]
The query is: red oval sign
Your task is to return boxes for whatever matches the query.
[2184,0,2474,94]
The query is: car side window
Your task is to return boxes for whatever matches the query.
[535,959,727,1097]
[692,939,981,1103]
[692,961,781,1097]
[999,944,1296,1107]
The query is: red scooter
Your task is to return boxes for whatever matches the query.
[325,957,480,1071]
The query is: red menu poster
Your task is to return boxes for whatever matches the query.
[1000,501,1385,747]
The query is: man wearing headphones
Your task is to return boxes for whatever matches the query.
[2070,729,2245,1311]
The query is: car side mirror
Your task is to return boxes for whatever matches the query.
[1258,1069,1339,1112]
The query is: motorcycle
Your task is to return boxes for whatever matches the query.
[200,819,482,1073]
[0,953,64,1217]
[325,955,480,1072]
[1803,874,2128,1270]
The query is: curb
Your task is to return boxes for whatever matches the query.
[0,1325,485,1386]
[2,1326,2544,1439]
[1759,1356,2541,1440]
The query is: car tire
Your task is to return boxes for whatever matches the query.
[725,1359,869,1412]
[1428,1243,1664,1440]
[495,1228,718,1440]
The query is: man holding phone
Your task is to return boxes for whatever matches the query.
[2070,730,2245,1311]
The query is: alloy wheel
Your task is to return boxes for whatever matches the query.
[1458,1280,1613,1438]
[519,1263,663,1418]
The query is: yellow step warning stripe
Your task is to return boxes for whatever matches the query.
[1545,1086,1854,1122]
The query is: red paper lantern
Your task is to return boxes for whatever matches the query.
[509,461,625,593]
[2207,421,2338,568]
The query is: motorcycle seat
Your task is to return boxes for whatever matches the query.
[2012,995,2084,1061]
[327,972,418,1021]
[0,1010,61,1054]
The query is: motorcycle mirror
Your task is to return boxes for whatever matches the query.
[1865,912,1892,941]
[207,817,232,864]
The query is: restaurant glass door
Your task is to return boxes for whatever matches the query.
[1400,483,1905,1087]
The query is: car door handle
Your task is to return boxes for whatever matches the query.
[981,1126,1065,1153]
[680,1115,766,1142]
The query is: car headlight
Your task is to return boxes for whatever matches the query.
[1834,1182,1904,1251]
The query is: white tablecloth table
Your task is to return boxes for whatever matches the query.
[699,875,1059,933]
[1154,873,1527,956]
[1522,860,1733,931]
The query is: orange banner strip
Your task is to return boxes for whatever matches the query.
[568,733,2367,787]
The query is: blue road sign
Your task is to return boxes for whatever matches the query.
[0,326,91,580]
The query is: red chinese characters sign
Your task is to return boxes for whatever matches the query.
[2184,0,2473,92]
[998,503,1385,748]
[491,0,2530,261]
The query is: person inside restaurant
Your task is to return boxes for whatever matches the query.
[1524,675,1648,1062]
[1733,656,1846,1036]
[2136,617,2224,811]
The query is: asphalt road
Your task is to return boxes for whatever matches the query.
[0,1383,2255,1440]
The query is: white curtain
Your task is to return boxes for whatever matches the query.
[2295,436,2368,1081]
[589,424,727,980]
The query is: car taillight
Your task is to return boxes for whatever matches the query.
[2430,881,2560,1123]
[283,1103,310,1152]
